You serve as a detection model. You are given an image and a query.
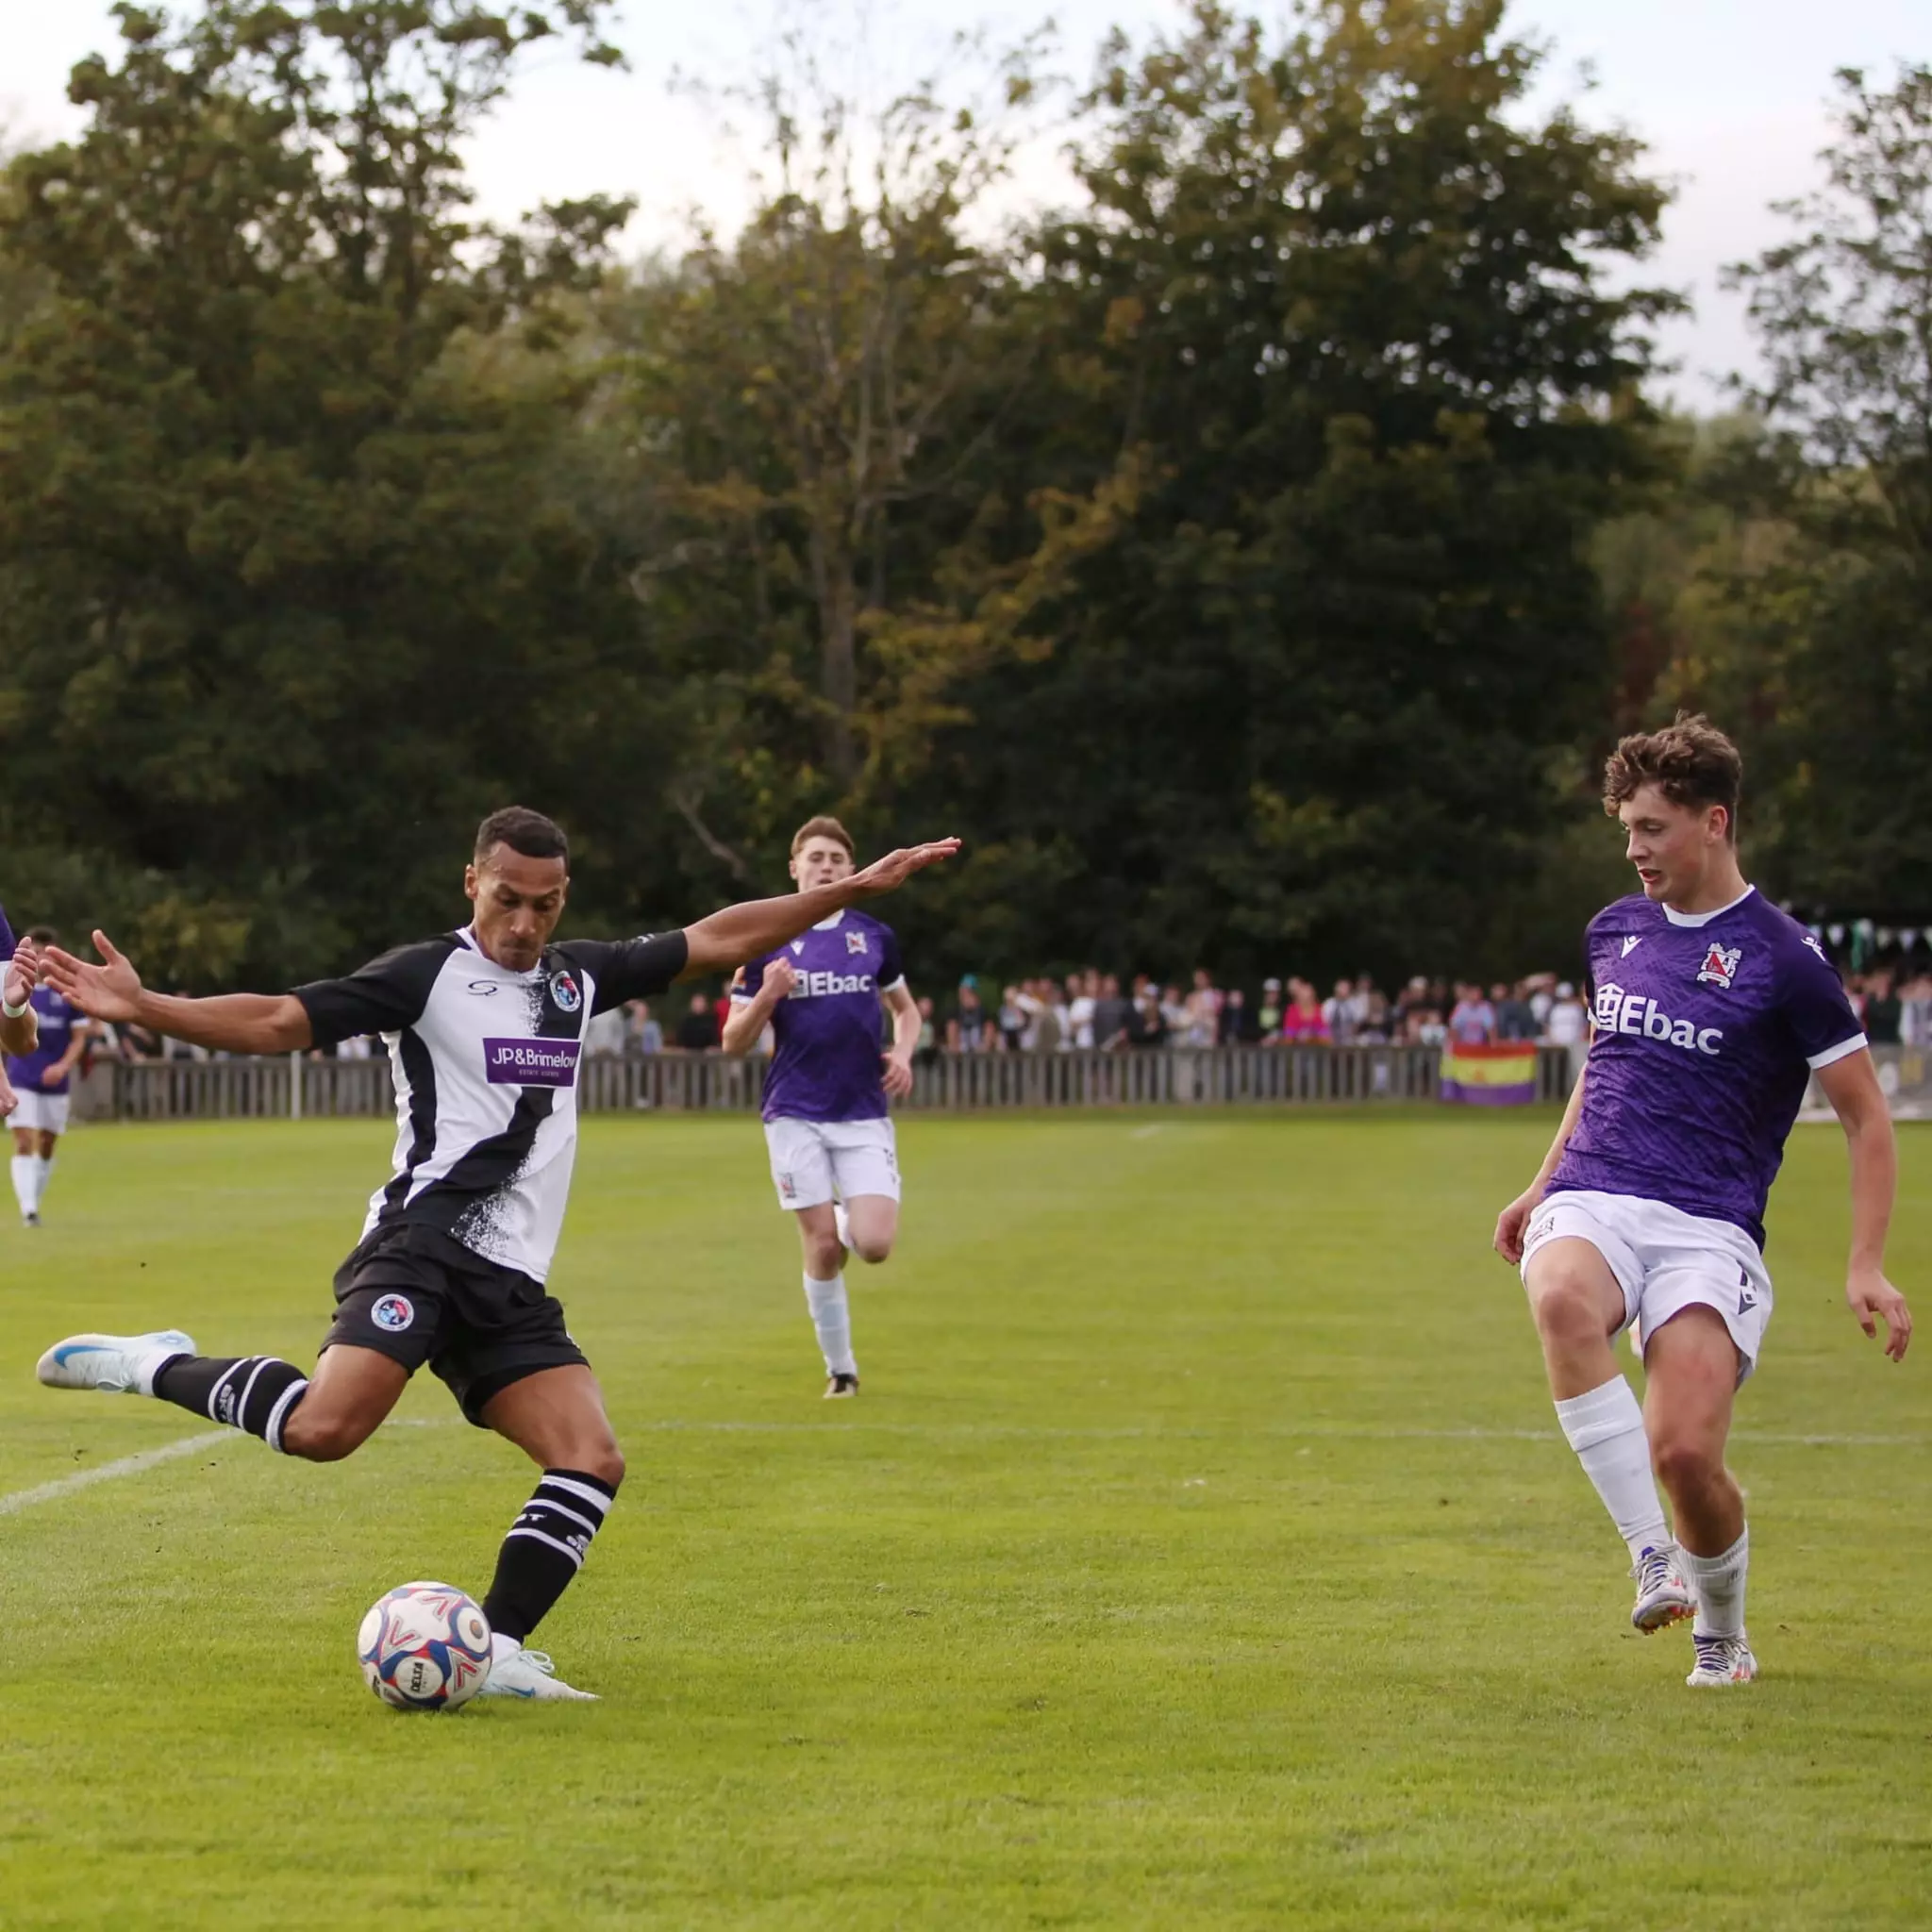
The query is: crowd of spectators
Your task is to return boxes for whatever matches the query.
[75,963,1932,1067]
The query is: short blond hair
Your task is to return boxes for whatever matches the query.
[791,815,855,859]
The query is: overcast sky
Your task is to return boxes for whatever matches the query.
[4,1,1925,404]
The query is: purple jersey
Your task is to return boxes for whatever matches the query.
[5,986,82,1095]
[739,910,906,1124]
[1551,888,1864,1249]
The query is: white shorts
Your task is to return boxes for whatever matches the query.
[9,1090,71,1136]
[763,1116,900,1212]
[1523,1188,1772,1382]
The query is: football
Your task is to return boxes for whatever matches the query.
[358,1580,493,1711]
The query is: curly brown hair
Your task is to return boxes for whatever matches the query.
[1602,713,1742,842]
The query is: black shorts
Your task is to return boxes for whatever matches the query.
[325,1224,589,1426]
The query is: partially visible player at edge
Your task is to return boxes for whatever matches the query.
[0,907,44,1126]
[1494,716,1911,1690]
[6,925,99,1226]
[721,816,922,1396]
[34,809,958,1701]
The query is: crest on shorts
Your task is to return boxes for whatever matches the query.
[1695,943,1741,991]
[549,969,582,1014]
[372,1293,415,1332]
[846,929,869,957]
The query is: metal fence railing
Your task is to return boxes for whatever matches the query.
[86,1044,1576,1122]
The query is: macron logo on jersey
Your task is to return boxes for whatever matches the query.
[1593,983,1724,1057]
[787,971,876,1000]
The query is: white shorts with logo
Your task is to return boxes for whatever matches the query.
[1523,1188,1773,1382]
[763,1116,900,1211]
[9,1090,71,1136]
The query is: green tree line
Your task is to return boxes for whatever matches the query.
[0,1,1924,991]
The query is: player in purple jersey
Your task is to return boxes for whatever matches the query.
[5,927,98,1226]
[722,816,923,1396]
[0,906,43,1124]
[1494,717,1912,1688]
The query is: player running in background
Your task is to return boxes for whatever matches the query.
[0,908,43,1124]
[35,808,957,1699]
[1494,717,1911,1688]
[721,816,922,1397]
[6,926,98,1226]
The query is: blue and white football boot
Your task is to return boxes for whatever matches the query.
[35,1330,196,1397]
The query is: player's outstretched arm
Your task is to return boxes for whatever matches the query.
[1494,1060,1589,1264]
[1815,1048,1912,1362]
[678,840,961,978]
[1,936,42,1058]
[41,931,313,1057]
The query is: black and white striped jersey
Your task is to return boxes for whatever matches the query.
[295,926,688,1283]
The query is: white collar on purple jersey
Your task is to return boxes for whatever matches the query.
[811,910,847,931]
[1660,885,1757,929]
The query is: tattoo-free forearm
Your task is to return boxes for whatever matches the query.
[1527,1061,1588,1195]
[720,987,785,1056]
[134,991,313,1056]
[682,881,868,976]
[1843,1109,1897,1274]
[0,1010,36,1058]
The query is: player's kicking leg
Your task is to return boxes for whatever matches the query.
[1643,1307,1757,1687]
[473,1365,625,1700]
[38,1331,405,1457]
[1523,1224,1694,1635]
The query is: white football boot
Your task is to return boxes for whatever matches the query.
[1686,1633,1758,1688]
[1630,1542,1695,1634]
[35,1330,196,1397]
[477,1643,599,1702]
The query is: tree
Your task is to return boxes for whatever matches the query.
[897,0,1675,980]
[0,1,647,983]
[1705,62,1932,914]
[589,23,1138,902]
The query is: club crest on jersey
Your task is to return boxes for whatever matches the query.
[549,970,582,1014]
[1695,943,1742,991]
[845,928,869,956]
[372,1293,415,1333]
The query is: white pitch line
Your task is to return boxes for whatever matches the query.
[0,1430,229,1519]
[0,1416,456,1521]
[628,1418,1931,1448]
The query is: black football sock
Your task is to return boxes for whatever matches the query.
[481,1468,617,1644]
[154,1355,310,1452]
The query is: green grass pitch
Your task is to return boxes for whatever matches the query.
[1,1111,1927,1930]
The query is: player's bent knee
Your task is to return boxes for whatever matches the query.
[850,1233,894,1266]
[1528,1274,1614,1349]
[1650,1433,1722,1496]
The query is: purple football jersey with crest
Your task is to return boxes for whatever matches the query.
[739,910,905,1124]
[5,986,82,1094]
[1551,888,1864,1249]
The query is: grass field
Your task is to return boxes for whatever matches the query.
[1,1110,1928,1930]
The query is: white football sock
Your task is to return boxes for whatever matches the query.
[1682,1527,1749,1639]
[803,1273,856,1376]
[10,1155,35,1219]
[30,1155,53,1211]
[1554,1375,1670,1564]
